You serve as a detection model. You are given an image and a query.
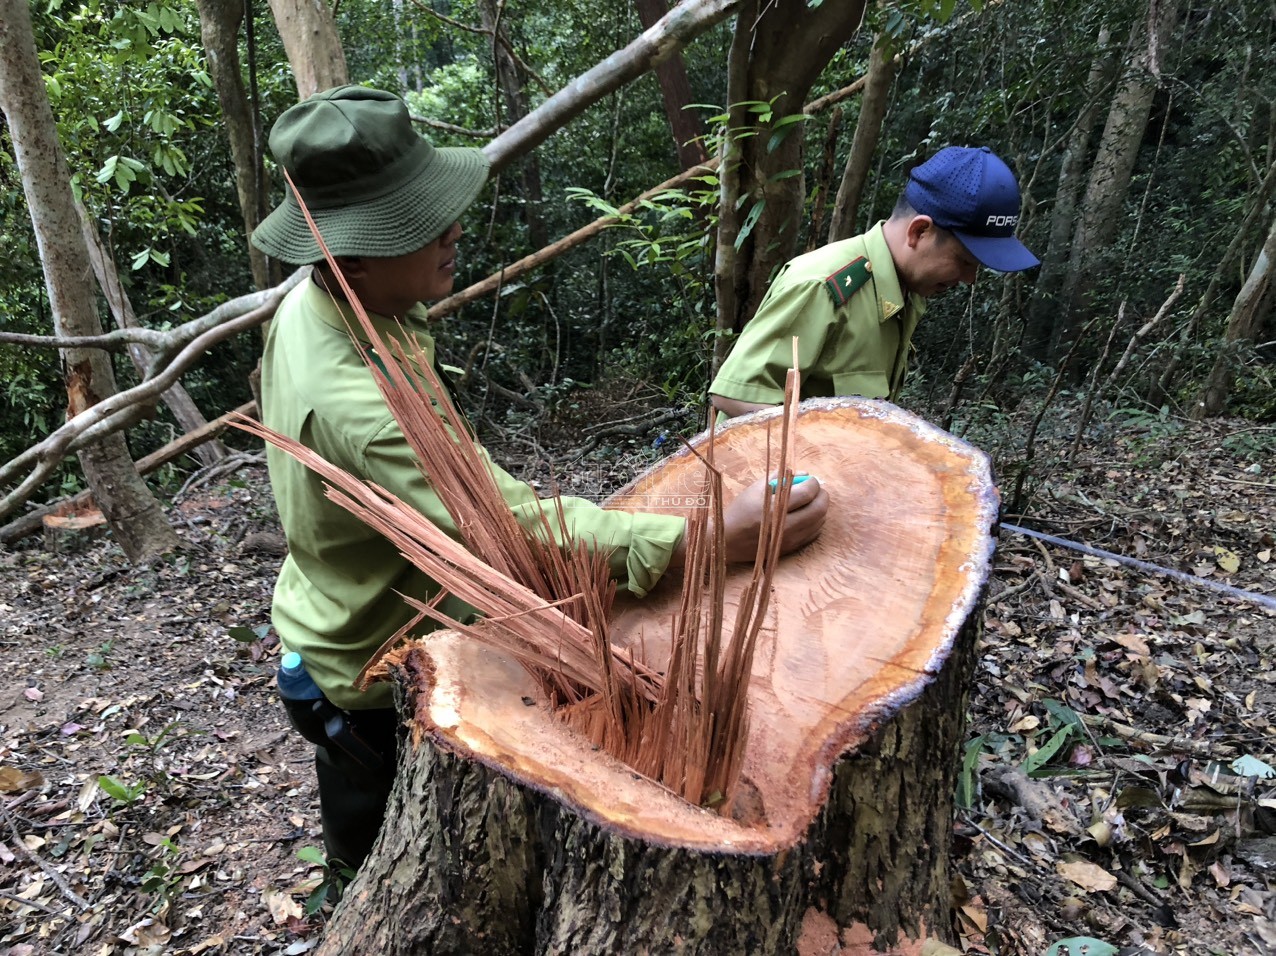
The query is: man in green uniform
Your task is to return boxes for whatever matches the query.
[250,86,828,872]
[710,146,1039,418]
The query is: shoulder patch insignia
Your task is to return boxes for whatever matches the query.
[823,256,872,306]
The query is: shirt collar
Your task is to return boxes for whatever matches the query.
[302,272,435,361]
[863,222,927,324]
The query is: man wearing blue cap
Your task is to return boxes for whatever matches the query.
[711,146,1039,418]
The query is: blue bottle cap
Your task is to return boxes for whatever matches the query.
[282,651,303,671]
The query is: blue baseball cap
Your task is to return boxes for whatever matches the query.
[904,146,1040,273]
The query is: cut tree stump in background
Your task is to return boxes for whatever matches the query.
[319,398,998,955]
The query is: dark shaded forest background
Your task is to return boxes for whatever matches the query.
[1,0,1274,525]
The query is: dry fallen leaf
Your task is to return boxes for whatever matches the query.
[1212,546,1240,574]
[0,766,44,793]
[1057,859,1118,892]
[263,885,304,924]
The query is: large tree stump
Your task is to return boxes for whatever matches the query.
[319,398,997,955]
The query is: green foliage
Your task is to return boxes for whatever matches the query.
[955,733,986,808]
[86,640,115,670]
[140,836,185,913]
[1023,699,1086,778]
[98,773,146,805]
[125,718,201,758]
[35,0,219,285]
[297,845,356,914]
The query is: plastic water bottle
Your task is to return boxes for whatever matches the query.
[277,651,323,701]
[275,653,382,769]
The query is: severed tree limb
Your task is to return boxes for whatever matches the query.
[428,161,719,320]
[410,113,503,140]
[0,401,257,545]
[0,273,301,521]
[0,272,305,361]
[1076,712,1234,758]
[1103,272,1186,393]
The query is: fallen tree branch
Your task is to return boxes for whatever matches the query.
[570,406,692,458]
[1077,712,1234,758]
[1001,523,1276,612]
[0,268,295,518]
[0,401,257,545]
[428,161,719,320]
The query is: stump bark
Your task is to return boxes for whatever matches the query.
[319,398,998,955]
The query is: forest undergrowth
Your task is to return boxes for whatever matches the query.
[0,391,1274,956]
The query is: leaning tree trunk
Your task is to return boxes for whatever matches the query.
[320,399,997,954]
[75,199,228,468]
[0,0,179,563]
[1051,0,1179,363]
[1194,209,1276,418]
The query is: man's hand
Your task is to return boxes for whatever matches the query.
[668,474,829,568]
[719,474,828,562]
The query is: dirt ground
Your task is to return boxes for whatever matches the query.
[1,400,1274,955]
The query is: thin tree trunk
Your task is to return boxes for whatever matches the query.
[827,36,896,242]
[195,0,274,290]
[715,0,868,340]
[0,0,179,562]
[1024,22,1116,360]
[1052,0,1179,363]
[75,200,228,468]
[265,0,348,99]
[634,0,709,170]
[479,0,549,251]
[1195,211,1276,418]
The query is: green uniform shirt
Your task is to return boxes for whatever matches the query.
[710,222,926,405]
[262,278,685,709]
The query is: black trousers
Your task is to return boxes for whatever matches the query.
[283,701,400,870]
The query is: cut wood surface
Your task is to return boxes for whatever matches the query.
[605,397,999,846]
[323,398,999,954]
[408,398,997,850]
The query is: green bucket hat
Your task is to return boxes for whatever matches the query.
[251,85,490,265]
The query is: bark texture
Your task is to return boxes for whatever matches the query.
[265,0,349,99]
[320,399,996,955]
[714,0,867,365]
[1052,0,1180,362]
[634,0,709,171]
[195,0,275,290]
[0,0,179,563]
[827,37,896,243]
